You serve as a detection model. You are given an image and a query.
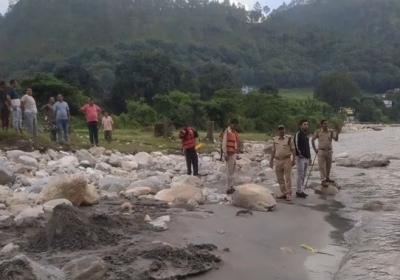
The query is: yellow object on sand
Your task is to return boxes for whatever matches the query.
[301,244,317,253]
[195,143,204,150]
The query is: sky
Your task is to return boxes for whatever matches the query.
[0,0,285,15]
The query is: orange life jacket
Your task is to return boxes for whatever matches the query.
[225,128,240,154]
[180,127,196,150]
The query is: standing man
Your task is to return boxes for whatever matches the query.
[9,80,22,134]
[0,81,10,130]
[312,120,339,186]
[80,97,101,147]
[101,110,114,143]
[54,94,70,142]
[270,125,296,201]
[222,118,240,194]
[178,122,199,176]
[41,97,57,141]
[20,87,38,137]
[294,119,312,198]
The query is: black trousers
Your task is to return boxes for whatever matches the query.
[87,121,99,145]
[185,148,198,175]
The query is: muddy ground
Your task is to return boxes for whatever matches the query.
[0,197,222,279]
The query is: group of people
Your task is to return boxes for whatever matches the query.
[0,79,115,147]
[179,119,339,200]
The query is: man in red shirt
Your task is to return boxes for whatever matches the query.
[80,97,101,147]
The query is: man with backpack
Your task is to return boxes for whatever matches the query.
[178,122,199,176]
[270,125,296,201]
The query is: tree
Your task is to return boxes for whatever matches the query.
[21,73,86,114]
[314,72,360,110]
[197,63,240,100]
[110,51,181,113]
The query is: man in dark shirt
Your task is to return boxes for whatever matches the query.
[0,81,10,130]
[9,79,22,134]
[294,119,312,198]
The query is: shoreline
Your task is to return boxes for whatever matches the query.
[159,186,353,280]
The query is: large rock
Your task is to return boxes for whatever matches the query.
[56,156,79,168]
[362,200,384,212]
[121,161,139,171]
[16,155,39,168]
[62,255,108,280]
[36,172,88,206]
[314,185,339,195]
[81,184,99,206]
[6,150,40,161]
[76,150,96,167]
[134,152,153,167]
[0,254,65,279]
[43,199,73,213]
[95,162,112,173]
[356,153,390,168]
[336,157,359,167]
[108,154,122,167]
[128,177,164,193]
[232,184,276,212]
[89,146,106,158]
[98,176,127,191]
[6,192,29,206]
[171,176,202,188]
[0,186,12,204]
[0,161,14,185]
[154,184,205,204]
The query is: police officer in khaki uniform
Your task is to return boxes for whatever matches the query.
[270,125,296,201]
[311,119,339,186]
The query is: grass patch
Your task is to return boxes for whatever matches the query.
[0,128,270,154]
[279,88,314,100]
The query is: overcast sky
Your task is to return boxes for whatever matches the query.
[0,0,285,15]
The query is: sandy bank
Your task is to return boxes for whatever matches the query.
[160,190,349,280]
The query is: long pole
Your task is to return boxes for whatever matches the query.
[304,154,317,189]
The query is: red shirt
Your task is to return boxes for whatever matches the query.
[81,104,101,122]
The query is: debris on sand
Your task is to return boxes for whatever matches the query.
[104,243,221,279]
[236,209,253,217]
[29,204,117,252]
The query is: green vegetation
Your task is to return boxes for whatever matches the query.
[0,129,270,154]
[1,0,399,137]
[1,0,400,94]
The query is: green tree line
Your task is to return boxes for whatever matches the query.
[1,0,400,94]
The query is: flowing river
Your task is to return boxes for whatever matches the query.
[322,127,400,280]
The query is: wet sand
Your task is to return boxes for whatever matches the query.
[161,188,351,280]
[0,185,351,280]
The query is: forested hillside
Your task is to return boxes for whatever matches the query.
[1,0,400,95]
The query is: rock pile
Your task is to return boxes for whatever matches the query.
[29,204,117,251]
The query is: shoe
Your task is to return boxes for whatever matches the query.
[321,180,328,187]
[226,187,236,195]
[296,192,307,198]
[285,194,292,201]
[277,194,286,199]
[326,178,335,183]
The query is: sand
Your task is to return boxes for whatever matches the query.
[162,193,349,280]
[0,190,350,280]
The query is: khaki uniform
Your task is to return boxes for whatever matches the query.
[42,104,57,141]
[222,128,239,188]
[312,129,336,181]
[272,135,295,195]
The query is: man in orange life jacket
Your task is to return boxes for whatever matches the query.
[221,118,240,194]
[179,123,199,176]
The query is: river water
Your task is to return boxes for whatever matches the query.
[316,128,400,280]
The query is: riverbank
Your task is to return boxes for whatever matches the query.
[0,133,359,279]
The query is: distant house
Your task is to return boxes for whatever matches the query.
[242,86,254,94]
[341,107,354,116]
[383,100,393,108]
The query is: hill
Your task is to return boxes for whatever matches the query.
[0,0,399,96]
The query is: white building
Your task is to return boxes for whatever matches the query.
[383,100,392,108]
